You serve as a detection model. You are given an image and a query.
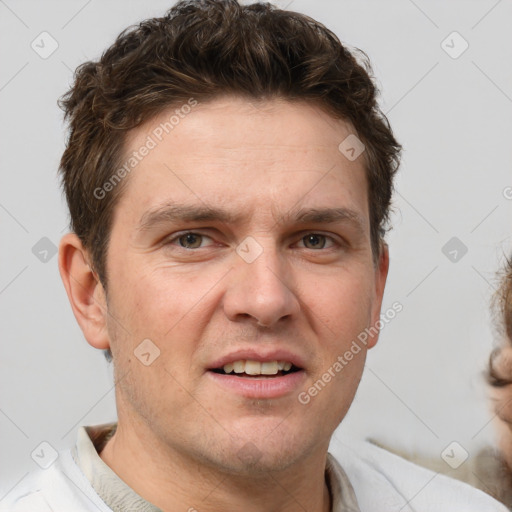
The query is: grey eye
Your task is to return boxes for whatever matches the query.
[302,234,326,249]
[178,233,203,249]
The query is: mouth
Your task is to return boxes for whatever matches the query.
[209,360,302,378]
[207,359,306,399]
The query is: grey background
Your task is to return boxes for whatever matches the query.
[1,0,512,499]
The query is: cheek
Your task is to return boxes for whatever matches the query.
[108,267,218,375]
[304,270,374,336]
[110,264,189,335]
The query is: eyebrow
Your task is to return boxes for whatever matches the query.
[138,204,241,232]
[290,207,365,228]
[137,204,366,232]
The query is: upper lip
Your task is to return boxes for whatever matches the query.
[208,348,306,370]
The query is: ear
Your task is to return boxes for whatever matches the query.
[58,233,110,350]
[366,242,390,349]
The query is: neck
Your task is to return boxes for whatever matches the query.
[99,419,331,512]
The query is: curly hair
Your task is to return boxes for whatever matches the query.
[59,0,401,288]
[488,256,512,388]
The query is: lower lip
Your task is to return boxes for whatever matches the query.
[206,370,306,399]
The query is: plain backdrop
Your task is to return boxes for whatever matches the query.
[1,0,512,499]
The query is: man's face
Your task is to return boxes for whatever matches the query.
[102,96,387,473]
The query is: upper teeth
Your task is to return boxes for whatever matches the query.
[222,360,293,375]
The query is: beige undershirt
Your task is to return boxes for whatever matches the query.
[71,422,361,512]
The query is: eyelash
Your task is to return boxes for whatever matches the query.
[165,231,342,251]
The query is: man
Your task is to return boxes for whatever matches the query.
[2,1,507,510]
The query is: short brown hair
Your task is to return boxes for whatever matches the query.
[59,0,400,287]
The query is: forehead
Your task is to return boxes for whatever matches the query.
[117,96,369,229]
[126,96,355,155]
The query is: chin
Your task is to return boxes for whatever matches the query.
[198,423,317,476]
[210,446,307,476]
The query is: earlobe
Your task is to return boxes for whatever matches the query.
[58,233,110,350]
[366,242,390,349]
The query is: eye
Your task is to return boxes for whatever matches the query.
[170,232,212,249]
[299,233,336,250]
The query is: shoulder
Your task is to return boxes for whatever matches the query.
[0,450,111,512]
[329,439,509,512]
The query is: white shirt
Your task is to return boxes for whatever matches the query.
[1,423,508,512]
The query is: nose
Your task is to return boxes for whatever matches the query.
[222,241,300,328]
